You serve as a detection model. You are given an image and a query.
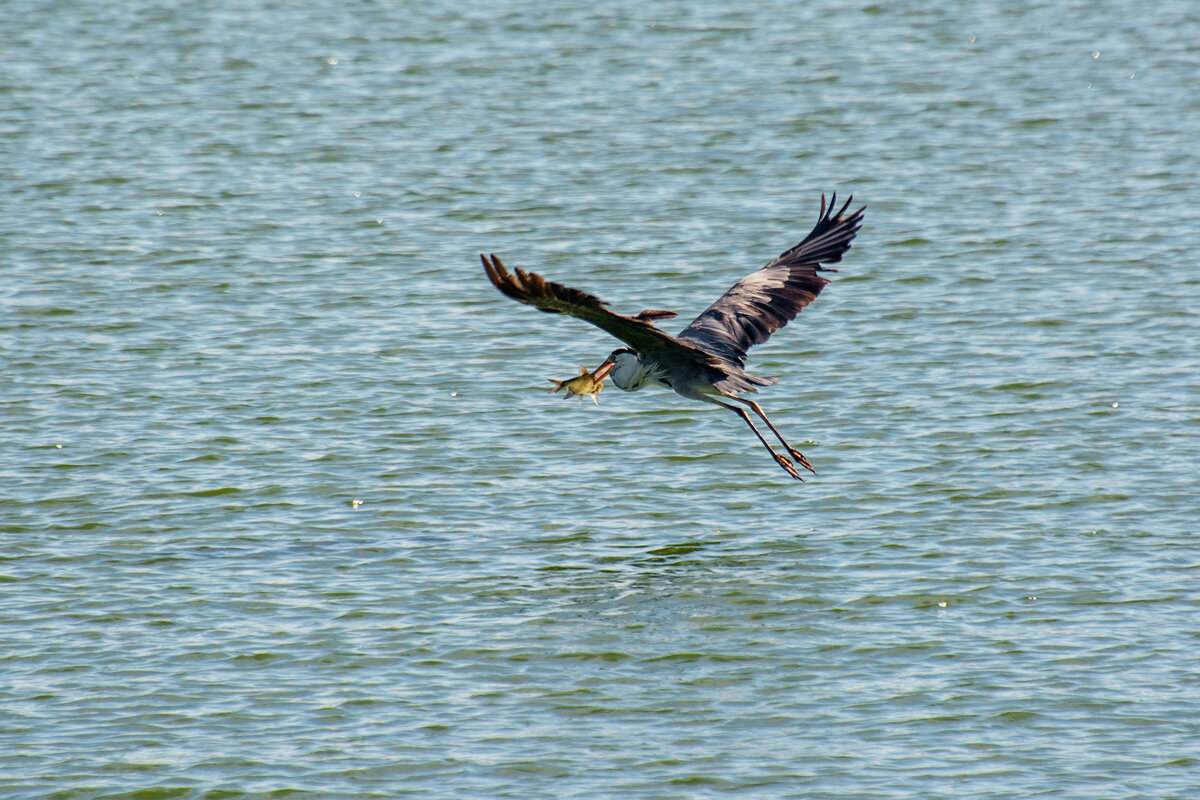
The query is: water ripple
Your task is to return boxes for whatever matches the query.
[4,0,1200,797]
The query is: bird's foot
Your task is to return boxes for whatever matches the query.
[773,452,806,482]
[787,448,817,475]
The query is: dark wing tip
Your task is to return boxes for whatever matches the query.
[481,253,614,315]
[481,252,533,305]
[820,193,865,225]
[767,192,866,272]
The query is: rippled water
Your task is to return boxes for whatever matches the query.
[4,0,1199,797]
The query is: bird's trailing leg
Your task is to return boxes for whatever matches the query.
[721,393,816,475]
[708,398,807,481]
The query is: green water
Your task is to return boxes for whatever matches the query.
[3,0,1199,797]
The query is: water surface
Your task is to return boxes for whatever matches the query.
[3,0,1199,797]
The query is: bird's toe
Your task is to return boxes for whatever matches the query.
[773,453,805,482]
[788,448,817,474]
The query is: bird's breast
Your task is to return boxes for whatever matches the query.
[611,356,669,392]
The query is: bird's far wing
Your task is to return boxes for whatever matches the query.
[481,254,718,366]
[676,194,865,368]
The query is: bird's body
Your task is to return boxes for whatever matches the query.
[482,194,865,481]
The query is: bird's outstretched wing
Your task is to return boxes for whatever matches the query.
[481,254,719,367]
[676,194,865,368]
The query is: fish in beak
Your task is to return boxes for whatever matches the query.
[548,360,614,405]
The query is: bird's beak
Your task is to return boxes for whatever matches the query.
[592,360,615,381]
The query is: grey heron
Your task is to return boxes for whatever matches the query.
[482,193,865,481]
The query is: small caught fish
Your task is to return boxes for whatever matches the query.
[548,360,615,405]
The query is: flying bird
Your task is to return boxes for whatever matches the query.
[482,194,864,481]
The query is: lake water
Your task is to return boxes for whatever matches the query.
[3,0,1199,797]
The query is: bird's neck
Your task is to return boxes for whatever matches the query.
[610,353,665,392]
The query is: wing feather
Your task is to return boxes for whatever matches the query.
[481,254,718,367]
[676,194,865,368]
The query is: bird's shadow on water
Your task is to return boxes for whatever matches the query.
[496,531,844,653]
[525,526,820,591]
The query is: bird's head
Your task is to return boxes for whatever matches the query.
[601,347,644,391]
